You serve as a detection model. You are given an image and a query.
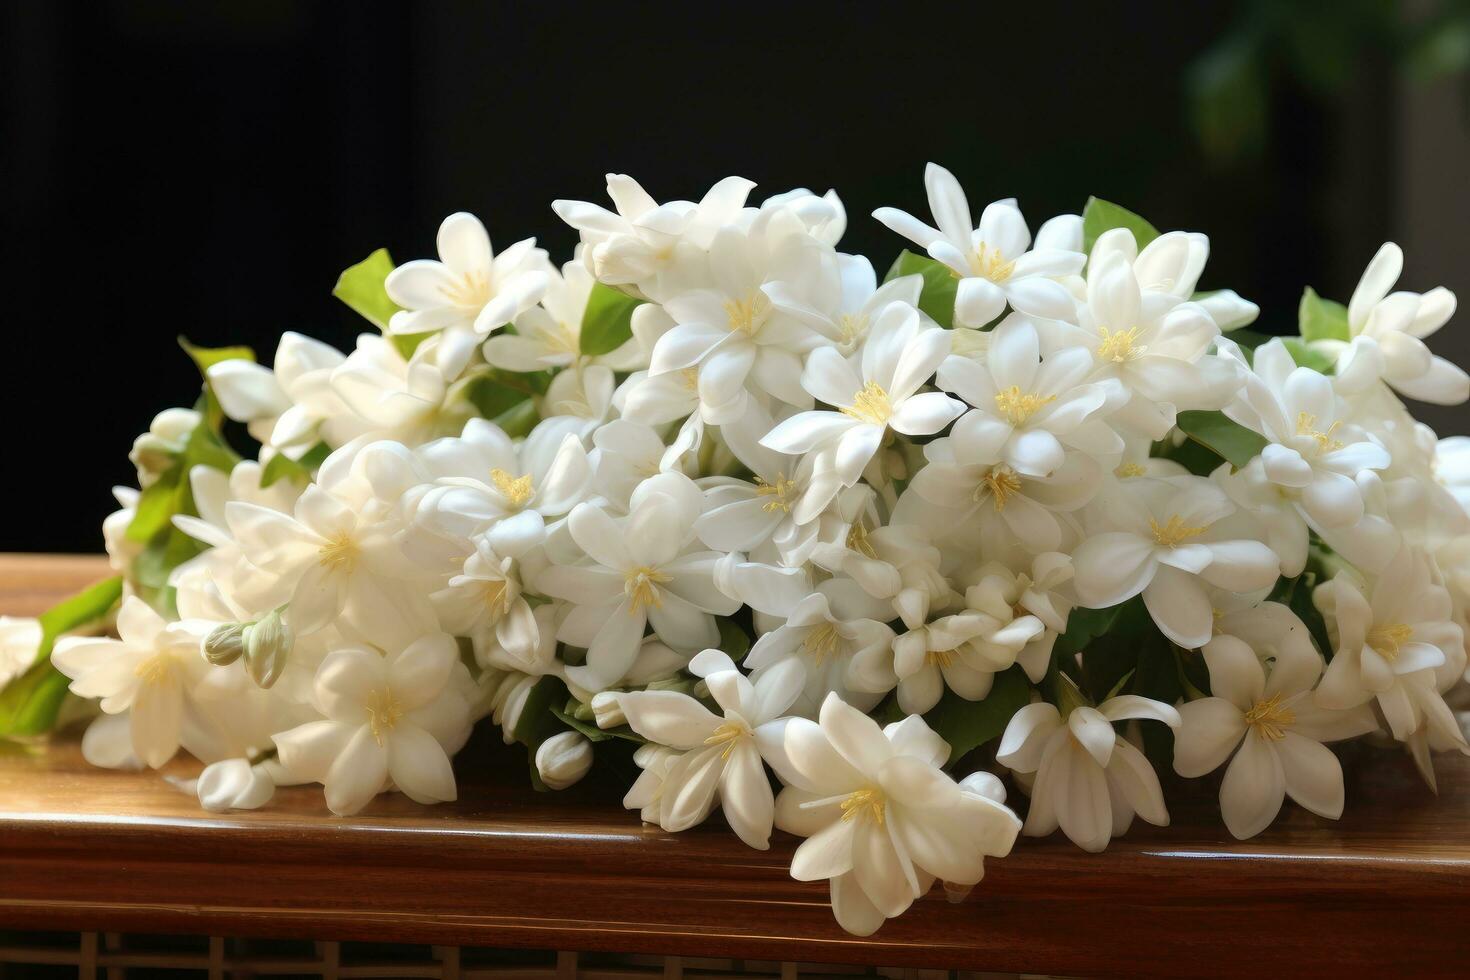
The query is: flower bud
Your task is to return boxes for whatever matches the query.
[958,770,1007,804]
[197,758,275,812]
[535,731,593,790]
[590,691,626,728]
[242,609,291,689]
[202,622,246,666]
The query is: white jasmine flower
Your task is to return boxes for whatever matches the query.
[273,632,471,816]
[1313,547,1465,741]
[52,597,209,768]
[771,694,1021,936]
[1072,476,1280,648]
[385,212,551,380]
[1325,243,1468,405]
[0,615,42,688]
[936,316,1120,478]
[997,693,1180,852]
[482,260,642,373]
[873,163,1084,327]
[196,757,278,812]
[329,334,471,447]
[615,650,802,848]
[761,303,964,486]
[766,255,923,355]
[208,332,352,458]
[1174,633,1375,839]
[430,516,544,667]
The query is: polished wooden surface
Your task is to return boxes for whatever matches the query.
[1,554,1467,977]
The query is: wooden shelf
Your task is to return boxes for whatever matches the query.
[2,554,1467,977]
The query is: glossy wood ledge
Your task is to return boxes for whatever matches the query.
[1,554,1467,977]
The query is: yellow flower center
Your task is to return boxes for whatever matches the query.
[317,531,360,572]
[1366,622,1414,662]
[1295,412,1344,455]
[679,367,699,392]
[723,292,772,338]
[440,269,492,309]
[846,522,877,558]
[490,468,535,508]
[133,652,175,686]
[841,381,894,425]
[838,313,868,346]
[974,465,1022,511]
[624,566,672,614]
[754,473,796,513]
[840,787,887,826]
[994,386,1056,425]
[965,242,1015,283]
[927,648,959,668]
[1097,325,1143,363]
[482,579,511,619]
[1150,514,1207,547]
[804,623,843,664]
[364,687,403,746]
[1244,692,1295,742]
[1115,461,1147,478]
[704,720,750,760]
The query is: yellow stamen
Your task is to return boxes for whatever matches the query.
[440,269,492,309]
[1366,622,1414,662]
[841,381,893,425]
[1097,325,1143,363]
[317,531,360,572]
[624,566,671,614]
[838,313,868,346]
[754,474,796,513]
[133,653,175,686]
[840,788,886,825]
[927,648,959,668]
[1150,514,1207,547]
[680,367,699,392]
[804,623,843,664]
[482,579,511,619]
[846,522,877,558]
[704,720,750,760]
[1295,412,1345,455]
[1115,461,1147,478]
[723,292,771,337]
[965,242,1016,283]
[1244,693,1295,741]
[974,465,1022,511]
[490,468,535,507]
[365,688,403,746]
[994,386,1056,425]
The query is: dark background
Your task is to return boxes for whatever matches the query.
[4,0,1468,552]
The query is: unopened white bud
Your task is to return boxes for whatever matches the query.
[590,691,626,729]
[197,758,275,812]
[535,731,593,790]
[959,770,1007,805]
[202,622,246,666]
[242,609,291,688]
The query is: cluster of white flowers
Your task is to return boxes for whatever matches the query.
[18,164,1470,936]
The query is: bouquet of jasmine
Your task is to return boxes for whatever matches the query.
[4,163,1469,936]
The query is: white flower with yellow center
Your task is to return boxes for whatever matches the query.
[760,302,964,487]
[997,691,1180,852]
[769,694,1021,936]
[936,316,1121,478]
[1072,475,1281,649]
[1174,632,1375,839]
[613,649,803,848]
[1312,547,1466,741]
[272,632,471,816]
[430,512,545,668]
[52,597,210,769]
[537,473,740,690]
[385,212,552,380]
[765,254,924,356]
[873,163,1085,328]
[483,259,643,373]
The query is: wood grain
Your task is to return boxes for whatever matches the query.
[1,553,1467,977]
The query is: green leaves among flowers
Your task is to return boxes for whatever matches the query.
[258,443,331,489]
[0,576,124,738]
[334,248,422,358]
[579,282,644,356]
[1298,286,1350,344]
[921,665,1032,761]
[1081,197,1161,256]
[466,368,550,434]
[178,336,255,373]
[1175,409,1268,469]
[514,674,577,790]
[1282,336,1335,374]
[884,249,958,328]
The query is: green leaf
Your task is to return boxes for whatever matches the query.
[491,400,540,439]
[0,576,124,737]
[884,250,958,328]
[259,443,330,488]
[178,336,255,373]
[1282,337,1335,375]
[126,465,187,543]
[1082,197,1161,256]
[1054,603,1124,659]
[1176,409,1267,469]
[717,618,751,662]
[551,698,645,745]
[580,282,644,357]
[513,675,574,790]
[1134,641,1184,770]
[1221,327,1271,352]
[1297,286,1350,344]
[333,248,402,331]
[922,666,1032,761]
